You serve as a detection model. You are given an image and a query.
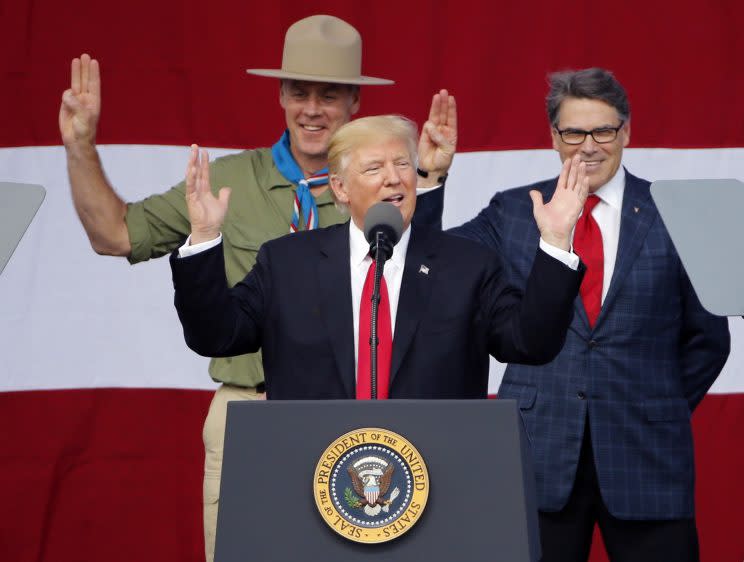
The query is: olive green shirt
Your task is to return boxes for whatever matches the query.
[125,147,347,387]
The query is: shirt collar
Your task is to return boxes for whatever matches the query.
[349,219,411,271]
[592,166,625,211]
[265,143,336,206]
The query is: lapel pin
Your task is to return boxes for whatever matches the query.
[634,206,639,213]
[419,264,430,275]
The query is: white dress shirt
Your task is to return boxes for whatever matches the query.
[348,220,410,375]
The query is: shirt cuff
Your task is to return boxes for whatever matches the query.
[539,238,580,271]
[415,184,443,195]
[178,233,223,257]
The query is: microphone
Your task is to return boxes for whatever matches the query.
[363,202,404,261]
[362,202,403,400]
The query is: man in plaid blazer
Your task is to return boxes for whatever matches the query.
[451,68,730,562]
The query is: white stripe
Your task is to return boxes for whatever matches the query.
[1,145,742,393]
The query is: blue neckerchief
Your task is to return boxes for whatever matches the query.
[271,130,327,231]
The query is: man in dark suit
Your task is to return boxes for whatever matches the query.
[451,68,731,562]
[171,115,588,401]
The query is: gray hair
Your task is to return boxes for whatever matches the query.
[546,68,630,126]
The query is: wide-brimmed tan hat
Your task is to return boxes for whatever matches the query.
[247,15,393,86]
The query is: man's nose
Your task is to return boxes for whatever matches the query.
[302,95,321,116]
[580,134,598,153]
[383,163,401,185]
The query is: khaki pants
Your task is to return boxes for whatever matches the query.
[203,384,265,562]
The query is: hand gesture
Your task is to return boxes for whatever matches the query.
[417,89,458,177]
[530,155,589,251]
[59,54,101,148]
[185,145,232,244]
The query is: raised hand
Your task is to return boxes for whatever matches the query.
[417,89,458,180]
[59,54,101,148]
[530,155,589,251]
[185,145,232,244]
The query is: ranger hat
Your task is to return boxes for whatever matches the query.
[247,15,393,85]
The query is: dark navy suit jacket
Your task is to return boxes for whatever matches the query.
[171,222,583,400]
[451,170,730,519]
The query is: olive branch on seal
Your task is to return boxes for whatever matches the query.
[344,487,362,508]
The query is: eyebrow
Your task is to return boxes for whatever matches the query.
[559,123,619,130]
[289,86,346,98]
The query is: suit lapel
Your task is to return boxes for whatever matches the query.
[316,222,356,397]
[597,171,655,325]
[390,228,436,381]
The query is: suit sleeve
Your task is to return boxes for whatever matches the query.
[483,248,584,365]
[447,191,504,251]
[449,191,582,364]
[678,269,730,411]
[170,241,270,357]
[411,185,445,231]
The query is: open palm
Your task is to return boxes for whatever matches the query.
[530,155,589,250]
[185,145,232,244]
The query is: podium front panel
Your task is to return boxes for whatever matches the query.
[216,399,540,561]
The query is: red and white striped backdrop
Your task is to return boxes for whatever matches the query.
[2,2,743,561]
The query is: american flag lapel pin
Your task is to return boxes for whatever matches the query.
[419,264,430,275]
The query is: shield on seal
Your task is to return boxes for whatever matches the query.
[364,485,380,505]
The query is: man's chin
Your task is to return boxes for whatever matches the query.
[585,169,610,192]
[295,141,328,161]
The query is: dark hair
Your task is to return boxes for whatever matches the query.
[546,68,630,126]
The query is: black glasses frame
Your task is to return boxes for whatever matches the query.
[554,120,625,145]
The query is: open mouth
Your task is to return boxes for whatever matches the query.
[383,194,404,206]
[300,124,325,132]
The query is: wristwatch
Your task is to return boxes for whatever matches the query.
[416,168,448,185]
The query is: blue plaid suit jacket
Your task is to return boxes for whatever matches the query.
[451,170,730,519]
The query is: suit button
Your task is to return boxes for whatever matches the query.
[588,340,598,349]
[577,391,586,400]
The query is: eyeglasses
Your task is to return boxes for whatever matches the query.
[554,120,625,145]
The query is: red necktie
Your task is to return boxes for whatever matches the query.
[356,260,392,399]
[573,195,604,328]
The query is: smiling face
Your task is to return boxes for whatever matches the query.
[330,136,417,231]
[551,97,630,192]
[279,80,360,172]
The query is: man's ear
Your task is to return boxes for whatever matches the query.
[551,126,561,152]
[330,174,349,203]
[278,79,287,109]
[621,119,631,148]
[350,88,361,117]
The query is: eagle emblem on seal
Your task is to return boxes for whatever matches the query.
[345,456,401,516]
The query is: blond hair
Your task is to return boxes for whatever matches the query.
[328,115,418,176]
[327,115,418,211]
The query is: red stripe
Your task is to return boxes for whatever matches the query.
[1,389,742,561]
[307,207,314,229]
[3,1,744,150]
[0,388,210,562]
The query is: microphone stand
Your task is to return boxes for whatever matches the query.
[369,230,392,400]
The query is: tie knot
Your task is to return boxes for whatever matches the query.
[583,194,601,215]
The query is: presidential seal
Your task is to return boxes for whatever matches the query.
[313,427,429,544]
